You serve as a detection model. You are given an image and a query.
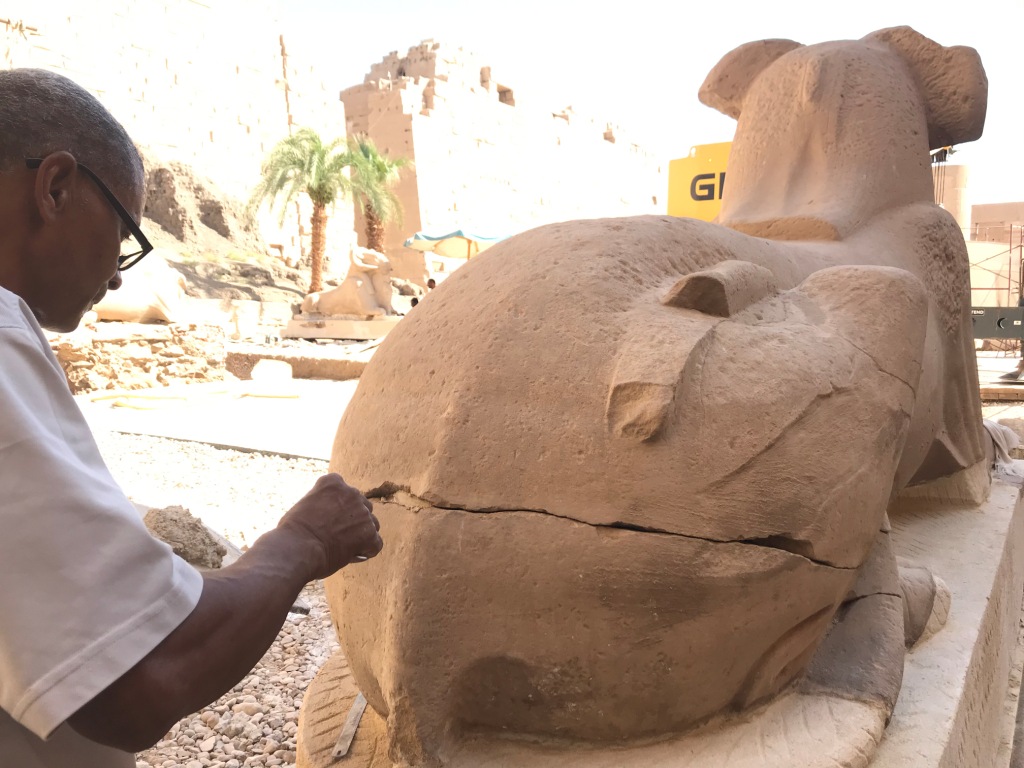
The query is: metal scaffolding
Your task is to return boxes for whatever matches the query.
[970,224,1024,308]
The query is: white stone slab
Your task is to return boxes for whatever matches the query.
[874,478,1024,768]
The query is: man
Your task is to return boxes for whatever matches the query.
[0,69,383,766]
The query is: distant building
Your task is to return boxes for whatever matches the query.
[971,202,1024,244]
[967,201,1024,307]
[341,40,664,280]
[929,162,1023,307]
[933,163,970,234]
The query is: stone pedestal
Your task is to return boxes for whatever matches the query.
[282,314,402,340]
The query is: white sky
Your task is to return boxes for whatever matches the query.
[278,0,1024,205]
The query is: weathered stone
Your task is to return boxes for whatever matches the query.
[48,321,226,394]
[231,702,264,717]
[200,711,219,728]
[329,500,854,749]
[141,151,263,254]
[144,505,227,569]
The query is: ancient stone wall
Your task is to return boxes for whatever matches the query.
[342,40,664,259]
[972,202,1024,242]
[0,1,356,268]
[50,322,227,394]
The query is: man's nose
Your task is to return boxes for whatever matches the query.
[108,270,123,291]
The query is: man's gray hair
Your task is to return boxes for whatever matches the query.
[0,68,143,192]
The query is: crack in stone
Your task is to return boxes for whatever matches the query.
[379,491,855,570]
[833,330,916,393]
[842,591,902,604]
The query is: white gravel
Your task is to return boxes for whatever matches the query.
[93,431,339,768]
[93,430,331,549]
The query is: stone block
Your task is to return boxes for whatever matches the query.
[225,341,373,381]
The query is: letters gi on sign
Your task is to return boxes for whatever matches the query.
[667,142,732,222]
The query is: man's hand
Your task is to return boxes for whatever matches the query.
[71,474,382,751]
[276,473,383,580]
[69,474,383,752]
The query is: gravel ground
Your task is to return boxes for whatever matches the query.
[93,430,338,768]
[94,431,331,549]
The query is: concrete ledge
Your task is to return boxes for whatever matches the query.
[982,382,1024,402]
[225,341,377,381]
[283,315,403,340]
[877,477,1024,767]
[179,297,295,336]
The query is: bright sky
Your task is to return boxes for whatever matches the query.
[278,0,1024,205]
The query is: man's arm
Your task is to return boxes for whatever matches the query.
[67,474,382,753]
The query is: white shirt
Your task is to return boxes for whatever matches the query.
[0,286,204,767]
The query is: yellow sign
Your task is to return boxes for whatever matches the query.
[667,142,732,221]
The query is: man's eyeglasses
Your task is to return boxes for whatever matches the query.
[25,157,153,270]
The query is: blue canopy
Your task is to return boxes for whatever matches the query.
[403,229,508,258]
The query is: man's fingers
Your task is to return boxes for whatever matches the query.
[318,472,344,488]
[369,512,380,531]
[361,532,384,559]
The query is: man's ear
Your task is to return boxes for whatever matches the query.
[864,26,987,148]
[698,39,803,120]
[32,151,78,222]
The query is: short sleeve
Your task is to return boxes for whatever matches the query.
[0,319,203,739]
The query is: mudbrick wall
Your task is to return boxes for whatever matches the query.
[344,40,665,259]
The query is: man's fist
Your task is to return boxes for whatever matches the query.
[276,474,383,580]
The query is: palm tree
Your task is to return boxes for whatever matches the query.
[346,135,409,254]
[249,128,349,293]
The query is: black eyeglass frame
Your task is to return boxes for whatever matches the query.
[25,157,153,270]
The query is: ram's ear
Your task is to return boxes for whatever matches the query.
[698,39,802,120]
[864,26,987,148]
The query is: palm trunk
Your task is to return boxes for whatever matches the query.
[365,203,385,254]
[309,203,327,293]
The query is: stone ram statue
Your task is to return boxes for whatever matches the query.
[300,247,396,318]
[310,27,989,768]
